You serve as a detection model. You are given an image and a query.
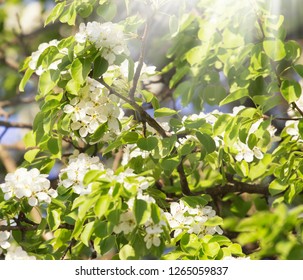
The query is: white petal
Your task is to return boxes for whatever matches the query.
[243,151,254,163]
[28,196,38,206]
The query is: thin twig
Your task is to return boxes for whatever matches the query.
[60,239,76,260]
[0,120,32,130]
[292,102,303,117]
[129,21,149,101]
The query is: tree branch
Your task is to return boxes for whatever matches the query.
[196,181,269,197]
[129,21,149,101]
[292,102,303,117]
[100,78,168,138]
[177,159,192,196]
[0,120,32,130]
[0,223,74,232]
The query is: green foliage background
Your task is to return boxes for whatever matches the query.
[1,0,303,260]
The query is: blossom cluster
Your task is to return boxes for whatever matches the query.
[105,59,157,91]
[164,200,223,238]
[0,220,10,255]
[75,21,129,65]
[0,168,57,206]
[114,193,166,249]
[59,151,105,195]
[180,106,279,163]
[63,77,124,139]
[29,39,67,75]
[4,245,36,260]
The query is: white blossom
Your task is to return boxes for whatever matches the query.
[285,120,301,141]
[0,168,57,206]
[0,220,10,254]
[75,21,129,65]
[63,78,124,140]
[234,141,263,163]
[5,245,36,260]
[59,151,104,195]
[29,39,64,75]
[113,211,136,235]
[164,201,223,238]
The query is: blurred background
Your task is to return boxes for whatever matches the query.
[1,0,303,179]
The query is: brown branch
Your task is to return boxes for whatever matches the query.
[0,120,32,130]
[292,102,303,117]
[0,223,74,232]
[196,181,269,197]
[61,239,76,260]
[129,21,149,101]
[100,78,168,138]
[177,161,192,196]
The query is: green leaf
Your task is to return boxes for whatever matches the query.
[19,68,34,92]
[83,170,103,185]
[39,70,60,96]
[41,99,60,113]
[173,80,191,99]
[154,108,177,118]
[169,64,189,88]
[269,179,288,196]
[66,79,81,95]
[122,131,139,144]
[298,119,303,139]
[47,208,61,231]
[45,1,65,26]
[186,46,206,66]
[160,156,179,172]
[93,56,108,79]
[103,140,122,155]
[294,64,303,78]
[263,39,286,61]
[71,58,91,85]
[222,28,245,48]
[169,15,179,37]
[203,242,220,258]
[100,235,116,254]
[59,3,76,25]
[80,221,95,247]
[196,131,216,154]
[203,85,226,105]
[180,234,201,255]
[24,149,40,163]
[97,2,117,21]
[23,131,36,148]
[72,218,85,238]
[141,90,154,103]
[119,244,136,260]
[95,220,108,238]
[181,196,209,208]
[150,203,161,224]
[219,88,249,106]
[213,114,232,136]
[137,137,158,151]
[133,199,149,225]
[209,235,232,246]
[76,3,93,18]
[204,216,223,226]
[94,196,111,218]
[285,40,301,62]
[280,80,301,103]
[47,138,60,157]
